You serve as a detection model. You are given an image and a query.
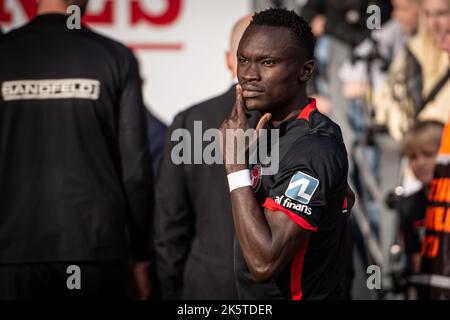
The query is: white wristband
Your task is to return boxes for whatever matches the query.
[227,169,252,192]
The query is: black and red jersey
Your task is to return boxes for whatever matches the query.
[234,99,351,300]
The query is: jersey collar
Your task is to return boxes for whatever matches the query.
[276,98,317,136]
[296,98,317,121]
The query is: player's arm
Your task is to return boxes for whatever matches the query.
[230,185,310,283]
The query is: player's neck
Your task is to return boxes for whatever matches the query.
[270,95,310,127]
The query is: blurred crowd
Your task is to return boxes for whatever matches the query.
[301,0,450,299]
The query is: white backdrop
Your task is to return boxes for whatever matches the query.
[0,0,252,124]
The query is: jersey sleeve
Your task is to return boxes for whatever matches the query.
[262,136,347,232]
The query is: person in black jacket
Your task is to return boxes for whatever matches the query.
[0,0,154,299]
[146,110,167,176]
[153,15,253,299]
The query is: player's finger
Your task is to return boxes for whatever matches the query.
[230,104,238,119]
[235,84,246,119]
[256,113,272,137]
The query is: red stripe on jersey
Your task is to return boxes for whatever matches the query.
[297,98,317,121]
[263,198,318,232]
[342,197,348,213]
[291,238,309,300]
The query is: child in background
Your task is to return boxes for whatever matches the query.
[395,121,443,297]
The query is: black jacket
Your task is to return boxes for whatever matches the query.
[154,86,245,299]
[146,110,167,176]
[0,14,154,263]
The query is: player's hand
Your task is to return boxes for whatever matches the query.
[131,261,152,300]
[219,85,271,174]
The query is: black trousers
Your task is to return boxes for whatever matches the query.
[0,260,128,300]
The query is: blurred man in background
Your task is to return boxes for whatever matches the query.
[0,0,154,299]
[154,15,253,300]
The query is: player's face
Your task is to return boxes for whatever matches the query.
[236,25,307,112]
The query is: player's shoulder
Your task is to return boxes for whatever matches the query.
[308,110,344,139]
[279,113,348,177]
[290,112,346,159]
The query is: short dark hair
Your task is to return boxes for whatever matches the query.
[250,8,315,59]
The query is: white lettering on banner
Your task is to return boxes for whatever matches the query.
[1,79,101,101]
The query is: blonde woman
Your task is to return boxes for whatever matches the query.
[374,0,450,141]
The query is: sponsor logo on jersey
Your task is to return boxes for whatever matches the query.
[1,79,100,101]
[285,171,319,205]
[275,195,312,215]
[251,164,262,192]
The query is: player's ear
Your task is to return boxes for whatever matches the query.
[299,59,315,82]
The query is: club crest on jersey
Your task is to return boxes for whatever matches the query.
[285,171,319,204]
[251,164,262,192]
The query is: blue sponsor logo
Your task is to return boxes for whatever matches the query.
[285,171,319,204]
